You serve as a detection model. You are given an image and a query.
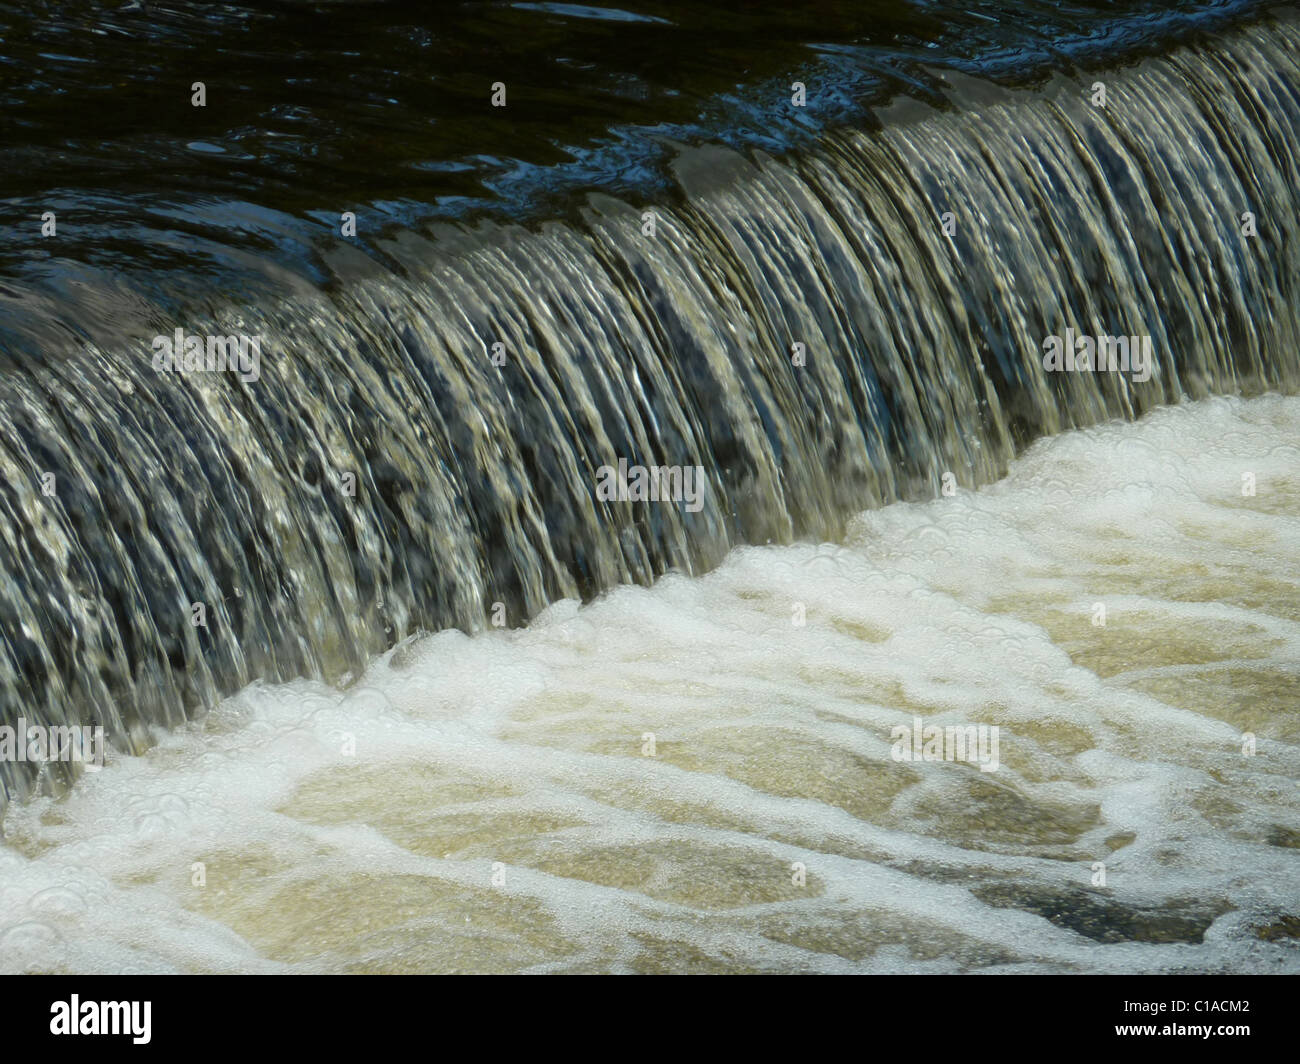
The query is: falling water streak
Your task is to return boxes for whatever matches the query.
[1,16,1299,800]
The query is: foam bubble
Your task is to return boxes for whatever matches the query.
[3,396,1298,973]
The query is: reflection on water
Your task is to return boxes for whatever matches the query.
[0,0,1273,277]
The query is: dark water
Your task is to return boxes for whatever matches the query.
[0,0,1276,278]
[1,0,1299,798]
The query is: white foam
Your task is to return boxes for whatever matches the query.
[3,395,1298,973]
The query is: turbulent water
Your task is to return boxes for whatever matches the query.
[1,395,1297,974]
[1,2,1299,973]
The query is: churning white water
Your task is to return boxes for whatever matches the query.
[2,394,1298,974]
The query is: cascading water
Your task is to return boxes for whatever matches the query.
[2,14,1298,800]
[1,3,1299,976]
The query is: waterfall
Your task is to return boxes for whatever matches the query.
[2,12,1299,800]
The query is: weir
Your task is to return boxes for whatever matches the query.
[1,13,1299,799]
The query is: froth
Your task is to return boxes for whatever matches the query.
[3,396,1299,973]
